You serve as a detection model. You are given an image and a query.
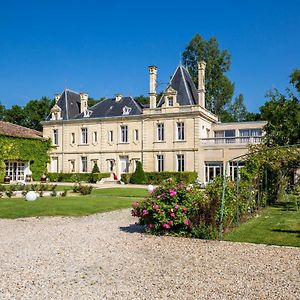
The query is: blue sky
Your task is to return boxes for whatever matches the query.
[0,0,299,112]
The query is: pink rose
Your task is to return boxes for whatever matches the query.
[132,201,139,208]
[170,212,175,218]
[157,195,161,199]
[175,204,179,209]
[149,224,154,228]
[183,219,190,225]
[168,220,173,226]
[153,204,159,210]
[182,207,187,212]
[162,223,170,229]
[169,189,177,197]
[142,209,148,216]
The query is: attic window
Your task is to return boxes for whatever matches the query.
[167,97,174,106]
[122,106,132,115]
[83,110,92,118]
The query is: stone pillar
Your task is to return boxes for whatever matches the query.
[149,66,157,109]
[197,61,206,108]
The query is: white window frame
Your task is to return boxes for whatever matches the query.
[93,131,98,143]
[108,130,113,143]
[177,122,185,141]
[81,156,88,173]
[81,128,88,144]
[177,154,185,172]
[71,133,75,144]
[157,123,164,142]
[156,155,164,172]
[120,125,128,143]
[134,129,139,141]
[205,162,224,183]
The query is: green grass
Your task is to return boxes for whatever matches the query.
[0,188,146,219]
[224,201,300,247]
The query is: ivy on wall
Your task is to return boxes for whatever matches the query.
[0,134,51,181]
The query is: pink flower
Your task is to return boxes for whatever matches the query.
[142,209,148,216]
[183,219,190,225]
[168,220,173,226]
[169,189,177,197]
[175,204,179,209]
[149,224,154,228]
[162,223,170,229]
[168,178,173,182]
[132,201,139,208]
[152,204,159,210]
[157,195,161,199]
[170,212,175,218]
[182,207,187,212]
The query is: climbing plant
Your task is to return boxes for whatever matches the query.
[0,134,51,181]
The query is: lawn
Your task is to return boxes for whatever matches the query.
[224,201,300,247]
[0,188,147,219]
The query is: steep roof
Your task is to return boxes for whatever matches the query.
[46,89,81,121]
[0,121,43,139]
[157,65,198,107]
[74,96,143,119]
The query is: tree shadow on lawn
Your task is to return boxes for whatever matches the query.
[119,223,145,234]
[273,201,298,211]
[272,229,300,238]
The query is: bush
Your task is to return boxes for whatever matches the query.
[122,172,197,185]
[130,162,147,184]
[92,163,100,173]
[47,172,109,183]
[72,183,93,195]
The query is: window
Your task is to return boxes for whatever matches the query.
[239,129,262,143]
[93,131,98,143]
[120,125,128,143]
[157,155,164,172]
[81,128,88,144]
[122,106,132,115]
[108,130,113,143]
[206,128,210,138]
[177,154,185,172]
[134,129,139,141]
[214,130,235,143]
[168,97,174,106]
[177,122,185,141]
[71,133,75,144]
[205,162,224,183]
[70,160,75,173]
[51,157,59,173]
[229,161,245,181]
[108,160,114,172]
[81,156,87,172]
[157,123,164,142]
[53,129,58,145]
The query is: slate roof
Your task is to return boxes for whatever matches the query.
[157,64,198,107]
[74,96,143,119]
[46,89,81,121]
[0,121,43,139]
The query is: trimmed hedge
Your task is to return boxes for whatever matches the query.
[121,171,197,184]
[47,172,110,183]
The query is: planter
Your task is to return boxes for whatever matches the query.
[4,176,10,184]
[40,175,47,183]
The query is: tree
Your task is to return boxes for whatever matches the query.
[134,95,150,106]
[221,94,249,122]
[130,161,147,184]
[0,102,5,120]
[182,34,234,116]
[92,162,100,173]
[290,69,300,93]
[3,105,26,127]
[260,74,300,146]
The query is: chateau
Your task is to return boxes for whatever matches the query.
[42,63,266,183]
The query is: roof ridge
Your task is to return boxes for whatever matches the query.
[179,65,194,105]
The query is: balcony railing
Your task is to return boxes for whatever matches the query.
[200,136,263,145]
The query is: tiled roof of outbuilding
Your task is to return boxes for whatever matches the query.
[0,121,43,139]
[157,64,198,107]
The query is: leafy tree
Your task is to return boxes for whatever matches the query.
[130,161,147,184]
[134,95,150,105]
[290,69,300,93]
[182,34,234,116]
[92,162,100,173]
[0,102,5,120]
[221,94,249,122]
[88,97,105,107]
[3,105,26,127]
[260,84,300,146]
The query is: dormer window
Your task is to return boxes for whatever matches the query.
[168,97,174,106]
[83,110,92,118]
[122,106,132,115]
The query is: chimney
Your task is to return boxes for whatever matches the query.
[80,92,88,113]
[115,94,122,102]
[197,61,206,107]
[149,66,157,109]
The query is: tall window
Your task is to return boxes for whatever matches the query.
[205,162,224,183]
[157,155,164,172]
[53,129,58,145]
[120,125,128,143]
[134,129,139,141]
[177,122,185,141]
[108,130,113,143]
[81,156,87,172]
[239,129,262,143]
[214,130,235,144]
[229,161,245,181]
[157,123,164,142]
[168,97,174,106]
[93,131,98,143]
[81,128,88,144]
[177,154,185,172]
[71,133,75,144]
[70,160,75,172]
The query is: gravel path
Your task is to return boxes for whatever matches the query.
[0,209,299,300]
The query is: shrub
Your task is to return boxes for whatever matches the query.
[121,173,131,184]
[47,172,109,183]
[92,163,100,173]
[72,183,93,195]
[130,162,147,184]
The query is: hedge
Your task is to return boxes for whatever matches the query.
[121,171,197,184]
[47,172,110,183]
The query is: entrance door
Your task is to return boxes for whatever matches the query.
[119,156,129,173]
[5,161,26,181]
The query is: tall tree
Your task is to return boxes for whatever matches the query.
[222,94,249,122]
[290,69,300,93]
[0,102,5,120]
[3,105,26,127]
[182,34,234,116]
[260,75,300,146]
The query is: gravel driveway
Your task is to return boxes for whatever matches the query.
[0,209,299,300]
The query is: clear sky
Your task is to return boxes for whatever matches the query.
[0,0,299,112]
